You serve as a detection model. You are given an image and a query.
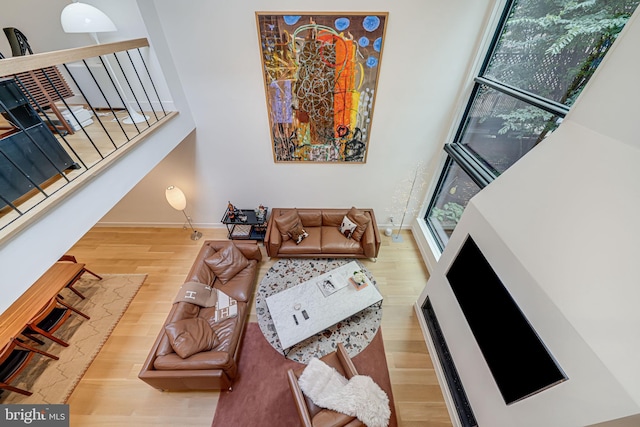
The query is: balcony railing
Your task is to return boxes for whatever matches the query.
[0,38,177,239]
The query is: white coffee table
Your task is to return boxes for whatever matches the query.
[266,260,383,353]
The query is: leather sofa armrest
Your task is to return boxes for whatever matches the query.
[360,210,380,259]
[265,214,282,257]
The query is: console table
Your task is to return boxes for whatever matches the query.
[221,207,269,241]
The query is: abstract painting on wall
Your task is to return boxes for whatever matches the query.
[256,12,388,163]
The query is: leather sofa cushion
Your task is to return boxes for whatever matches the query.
[322,211,346,227]
[204,242,249,284]
[298,210,322,227]
[321,227,364,254]
[347,207,371,242]
[278,227,322,254]
[156,302,200,357]
[154,349,234,371]
[165,317,218,359]
[274,210,302,241]
[287,222,309,244]
[208,240,262,262]
[186,245,216,285]
[214,259,257,302]
[185,240,262,288]
[202,303,245,352]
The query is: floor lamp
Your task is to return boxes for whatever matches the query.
[165,185,202,240]
[60,1,148,124]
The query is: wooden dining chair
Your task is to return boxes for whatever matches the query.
[22,296,90,347]
[0,338,59,396]
[58,254,102,299]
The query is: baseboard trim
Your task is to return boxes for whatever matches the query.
[95,222,226,228]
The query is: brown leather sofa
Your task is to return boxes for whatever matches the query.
[265,208,380,259]
[138,240,262,391]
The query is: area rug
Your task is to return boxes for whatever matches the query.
[0,273,146,404]
[211,322,397,427]
[256,258,382,363]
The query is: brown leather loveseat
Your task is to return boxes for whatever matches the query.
[265,207,380,259]
[138,240,262,391]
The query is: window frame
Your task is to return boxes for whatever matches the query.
[422,0,594,254]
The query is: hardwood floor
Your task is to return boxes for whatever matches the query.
[64,227,452,426]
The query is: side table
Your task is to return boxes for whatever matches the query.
[221,207,269,240]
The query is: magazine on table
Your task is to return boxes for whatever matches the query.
[317,274,347,297]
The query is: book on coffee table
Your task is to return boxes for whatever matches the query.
[317,275,346,297]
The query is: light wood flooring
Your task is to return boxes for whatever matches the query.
[64,227,452,427]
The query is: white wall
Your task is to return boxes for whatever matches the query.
[0,0,85,54]
[417,7,640,427]
[100,0,496,228]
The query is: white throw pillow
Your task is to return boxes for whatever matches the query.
[339,215,358,239]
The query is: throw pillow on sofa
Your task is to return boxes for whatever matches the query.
[274,209,302,241]
[211,289,238,322]
[287,221,309,244]
[339,215,358,238]
[165,317,218,359]
[204,242,249,284]
[347,207,371,242]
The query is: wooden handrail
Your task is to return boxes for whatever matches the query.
[0,38,150,76]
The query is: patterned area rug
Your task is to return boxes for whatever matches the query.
[256,258,382,363]
[0,274,146,404]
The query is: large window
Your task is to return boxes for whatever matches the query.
[424,0,639,251]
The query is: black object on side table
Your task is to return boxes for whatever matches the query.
[221,207,269,241]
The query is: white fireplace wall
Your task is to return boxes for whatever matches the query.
[417,5,640,427]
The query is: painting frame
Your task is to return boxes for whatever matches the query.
[256,12,388,163]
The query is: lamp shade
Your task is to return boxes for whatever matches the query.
[61,2,117,33]
[165,186,187,211]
